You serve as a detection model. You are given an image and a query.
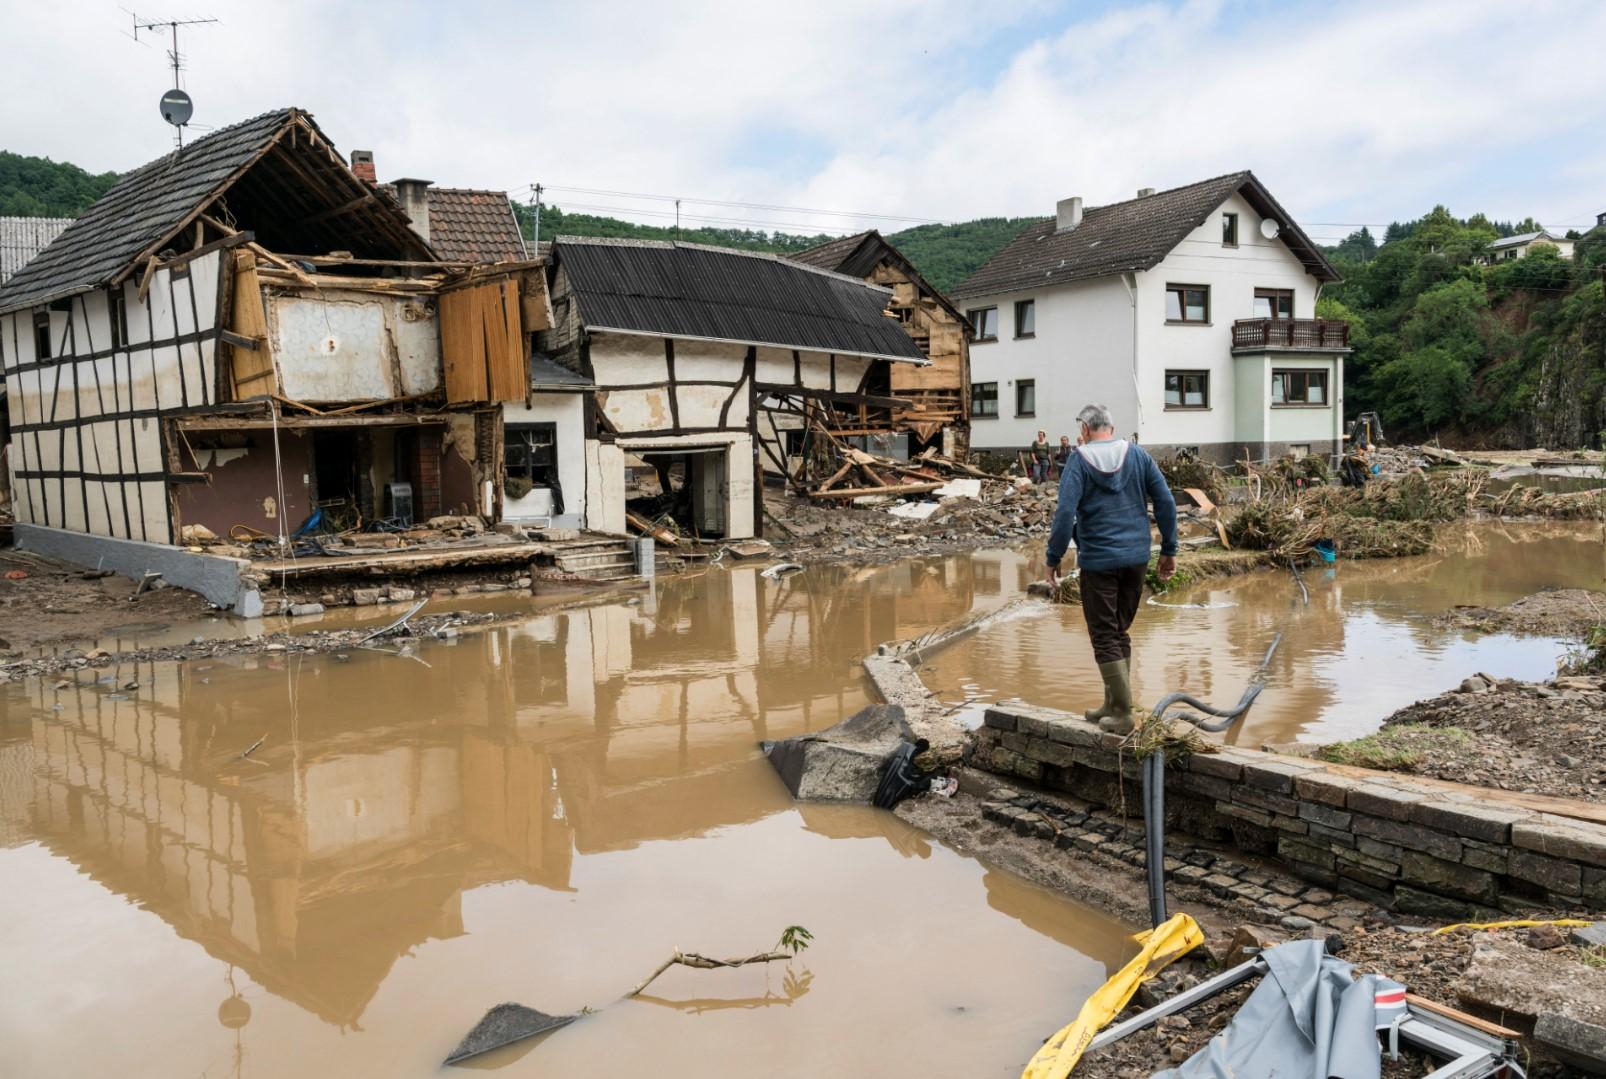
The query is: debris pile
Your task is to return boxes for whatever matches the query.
[1488,484,1606,519]
[1226,471,1486,558]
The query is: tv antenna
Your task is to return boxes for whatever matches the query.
[126,12,219,150]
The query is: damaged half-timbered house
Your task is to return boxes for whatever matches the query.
[0,107,551,606]
[788,230,973,457]
[537,237,930,541]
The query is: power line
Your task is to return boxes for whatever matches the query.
[536,183,943,225]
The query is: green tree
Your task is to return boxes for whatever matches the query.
[0,150,118,217]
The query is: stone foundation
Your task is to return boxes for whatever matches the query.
[974,701,1606,918]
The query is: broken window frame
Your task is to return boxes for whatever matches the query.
[1271,368,1329,407]
[967,306,999,342]
[504,422,559,497]
[1165,284,1210,324]
[971,381,999,418]
[1253,288,1294,320]
[1164,369,1210,410]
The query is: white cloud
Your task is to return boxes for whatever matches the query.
[2,1,1602,236]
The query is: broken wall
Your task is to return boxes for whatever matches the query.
[174,429,315,537]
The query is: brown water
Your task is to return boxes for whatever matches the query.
[3,522,1599,1078]
[0,563,1130,1079]
[920,521,1606,747]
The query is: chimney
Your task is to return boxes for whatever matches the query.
[1056,196,1084,231]
[1137,187,1156,198]
[392,178,434,243]
[350,150,376,184]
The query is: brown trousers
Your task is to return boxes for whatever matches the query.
[1079,563,1146,665]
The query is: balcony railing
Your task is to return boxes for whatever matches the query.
[1231,318,1350,351]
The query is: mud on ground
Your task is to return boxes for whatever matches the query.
[1324,672,1606,801]
[0,548,219,653]
[1436,587,1606,638]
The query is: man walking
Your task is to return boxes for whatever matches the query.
[1045,404,1178,734]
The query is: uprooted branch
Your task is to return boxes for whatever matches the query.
[627,926,814,997]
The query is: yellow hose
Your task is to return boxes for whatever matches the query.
[1431,918,1590,936]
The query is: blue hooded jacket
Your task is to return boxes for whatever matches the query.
[1046,439,1178,573]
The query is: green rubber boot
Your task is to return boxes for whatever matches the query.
[1097,659,1137,736]
[1084,659,1119,723]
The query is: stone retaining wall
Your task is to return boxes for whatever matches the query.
[974,702,1606,918]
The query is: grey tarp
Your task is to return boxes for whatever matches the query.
[1154,939,1398,1079]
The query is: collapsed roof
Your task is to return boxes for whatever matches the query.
[552,236,928,363]
[789,229,969,327]
[951,171,1339,300]
[0,107,434,315]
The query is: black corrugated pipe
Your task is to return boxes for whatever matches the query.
[1140,633,1284,928]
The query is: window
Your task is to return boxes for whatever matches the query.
[1253,288,1294,319]
[971,381,998,418]
[1015,379,1036,417]
[1014,299,1036,338]
[33,311,51,360]
[1164,370,1210,410]
[1222,213,1239,247]
[1165,284,1209,323]
[1272,369,1329,406]
[968,306,998,341]
[110,287,128,350]
[505,423,558,498]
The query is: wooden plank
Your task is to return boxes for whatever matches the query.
[438,282,485,402]
[810,482,942,499]
[1403,995,1520,1041]
[487,277,525,402]
[625,510,680,547]
[227,249,277,399]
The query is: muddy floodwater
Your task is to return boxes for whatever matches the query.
[1,520,1601,1077]
[922,521,1606,746]
[0,563,1130,1079]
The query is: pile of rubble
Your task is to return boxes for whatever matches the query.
[181,514,552,562]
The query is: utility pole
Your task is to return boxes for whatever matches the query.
[530,183,543,248]
[675,198,681,240]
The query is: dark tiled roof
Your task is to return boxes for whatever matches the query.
[788,232,870,272]
[789,229,969,328]
[553,237,927,363]
[950,171,1338,300]
[530,353,592,389]
[0,110,293,313]
[426,188,527,263]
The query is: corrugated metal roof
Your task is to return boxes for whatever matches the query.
[554,237,927,363]
[0,216,72,284]
[951,171,1338,300]
[0,110,294,313]
[1488,229,1566,249]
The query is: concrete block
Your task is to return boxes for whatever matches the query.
[1028,739,1076,769]
[1180,772,1234,801]
[1587,868,1606,905]
[1306,822,1357,848]
[1277,835,1337,871]
[1217,802,1272,828]
[1509,849,1584,896]
[1242,760,1309,794]
[764,703,913,803]
[1399,850,1497,904]
[1394,885,1475,920]
[1353,814,1462,862]
[352,587,383,606]
[982,709,1016,732]
[1186,753,1243,781]
[1232,786,1300,818]
[1336,844,1401,879]
[287,603,325,617]
[1346,785,1417,822]
[1513,819,1606,869]
[387,587,416,602]
[1412,800,1526,844]
[1018,714,1049,739]
[1293,772,1353,807]
[1269,814,1309,836]
[1298,802,1353,831]
[1044,720,1101,748]
[1534,1012,1606,1076]
[1461,840,1509,875]
[1013,756,1043,782]
[1570,922,1606,948]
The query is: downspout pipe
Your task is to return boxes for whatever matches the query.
[1122,272,1141,429]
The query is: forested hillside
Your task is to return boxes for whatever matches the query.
[514,203,1034,292]
[1319,209,1605,448]
[0,151,118,218]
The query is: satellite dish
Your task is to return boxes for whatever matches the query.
[160,89,193,127]
[1260,218,1281,240]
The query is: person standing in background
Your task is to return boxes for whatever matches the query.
[1053,434,1073,479]
[1029,430,1052,484]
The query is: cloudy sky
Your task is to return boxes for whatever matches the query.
[3,0,1604,243]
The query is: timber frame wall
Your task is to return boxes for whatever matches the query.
[1,240,237,544]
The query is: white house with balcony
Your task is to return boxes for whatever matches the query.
[952,171,1349,465]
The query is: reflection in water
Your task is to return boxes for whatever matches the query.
[0,558,1128,1079]
[922,522,1605,746]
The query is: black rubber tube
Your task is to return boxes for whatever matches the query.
[1143,750,1168,927]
